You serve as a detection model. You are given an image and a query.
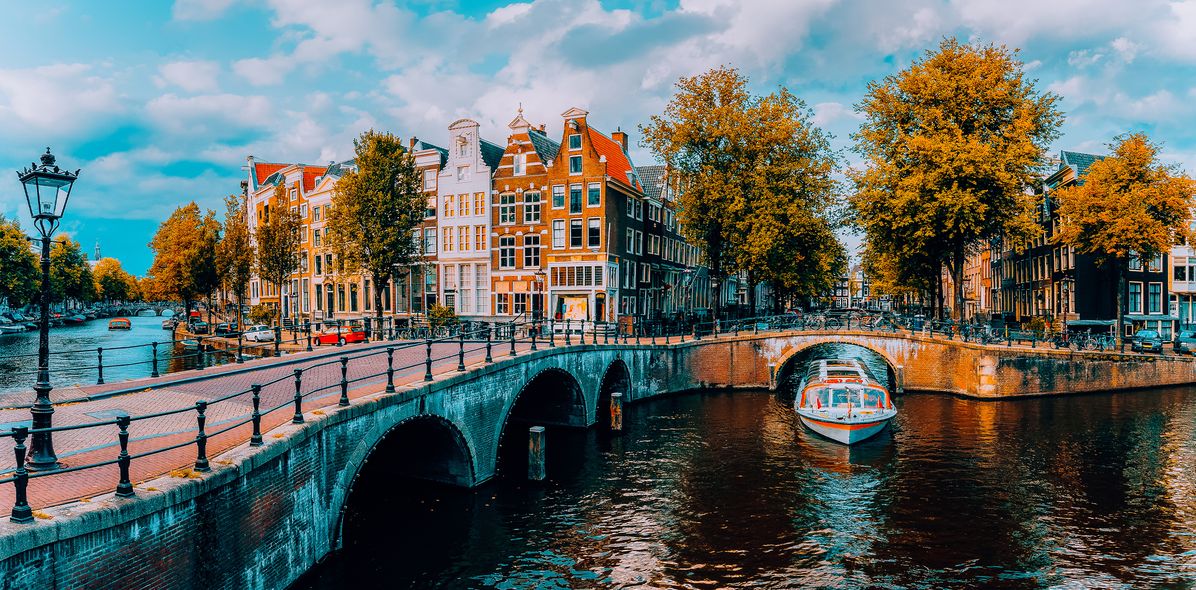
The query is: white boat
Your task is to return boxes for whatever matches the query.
[794,359,896,445]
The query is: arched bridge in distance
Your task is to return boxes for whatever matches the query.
[4,327,1196,589]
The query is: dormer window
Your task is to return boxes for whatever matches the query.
[456,135,471,158]
[457,166,468,181]
[568,134,581,150]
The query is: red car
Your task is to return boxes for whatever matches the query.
[311,326,366,346]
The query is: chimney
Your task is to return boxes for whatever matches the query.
[409,136,418,150]
[611,127,628,152]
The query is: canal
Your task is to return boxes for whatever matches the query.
[0,313,230,394]
[297,351,1196,588]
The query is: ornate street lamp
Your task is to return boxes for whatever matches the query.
[18,148,79,470]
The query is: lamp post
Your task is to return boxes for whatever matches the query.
[19,148,79,470]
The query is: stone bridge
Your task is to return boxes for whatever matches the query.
[4,330,1196,589]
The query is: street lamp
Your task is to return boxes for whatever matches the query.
[18,148,79,470]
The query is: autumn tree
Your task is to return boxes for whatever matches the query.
[254,183,302,324]
[49,236,95,306]
[148,202,208,315]
[850,38,1063,320]
[325,130,425,324]
[217,194,255,330]
[93,257,137,302]
[1053,133,1196,342]
[642,67,845,315]
[0,216,39,307]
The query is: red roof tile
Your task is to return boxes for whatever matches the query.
[254,162,286,185]
[587,128,641,192]
[302,167,328,192]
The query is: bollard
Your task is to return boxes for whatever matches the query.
[237,332,244,363]
[336,323,342,347]
[10,427,32,523]
[693,323,700,341]
[339,357,350,406]
[635,324,641,345]
[292,369,305,423]
[274,326,282,356]
[96,347,104,385]
[115,415,134,498]
[549,321,555,347]
[651,326,656,345]
[250,384,263,446]
[306,322,313,352]
[424,338,433,381]
[610,392,624,432]
[151,342,160,378]
[528,426,546,481]
[565,319,571,346]
[604,323,610,344]
[485,327,493,363]
[531,325,538,351]
[458,330,466,371]
[194,401,210,472]
[385,348,396,393]
[510,324,517,357]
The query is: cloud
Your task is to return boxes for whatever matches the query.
[172,0,237,21]
[0,64,123,138]
[145,93,273,136]
[156,60,221,93]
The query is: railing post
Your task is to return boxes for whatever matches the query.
[197,337,206,369]
[530,324,538,351]
[565,319,571,346]
[458,330,467,371]
[305,322,313,352]
[336,323,342,347]
[150,341,160,377]
[510,323,517,357]
[250,384,263,446]
[635,323,641,345]
[339,357,350,406]
[549,320,555,347]
[194,400,210,472]
[292,369,305,423]
[604,323,610,344]
[664,326,670,344]
[115,415,134,498]
[274,326,282,356]
[96,347,104,385]
[236,332,244,363]
[485,327,493,363]
[693,323,700,341]
[10,427,32,523]
[385,348,396,393]
[592,321,598,345]
[651,324,657,345]
[424,338,433,381]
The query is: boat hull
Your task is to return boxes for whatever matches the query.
[798,414,890,445]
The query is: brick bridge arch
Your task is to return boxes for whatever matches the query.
[771,338,902,393]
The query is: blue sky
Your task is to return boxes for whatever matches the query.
[2,0,1195,275]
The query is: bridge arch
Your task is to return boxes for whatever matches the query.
[492,367,588,477]
[773,339,900,395]
[329,413,477,551]
[595,358,631,428]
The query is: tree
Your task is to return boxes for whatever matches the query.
[254,183,302,324]
[217,194,255,331]
[93,257,137,302]
[1053,133,1196,343]
[850,38,1063,320]
[325,129,425,325]
[49,236,94,306]
[0,216,38,308]
[195,209,222,323]
[148,202,212,315]
[642,67,845,316]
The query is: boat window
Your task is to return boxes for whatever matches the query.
[859,388,886,408]
[830,388,851,406]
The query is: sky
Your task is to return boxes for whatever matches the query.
[1,0,1195,275]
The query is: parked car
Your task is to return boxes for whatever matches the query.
[312,325,366,346]
[189,320,209,335]
[243,325,275,342]
[1174,330,1196,354]
[1131,329,1164,353]
[214,322,240,337]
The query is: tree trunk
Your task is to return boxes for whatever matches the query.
[1116,260,1125,350]
[746,269,757,317]
[374,276,386,338]
[951,245,965,322]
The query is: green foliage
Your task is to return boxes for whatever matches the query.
[254,183,302,318]
[248,303,275,325]
[326,130,426,317]
[1027,316,1049,336]
[0,216,38,307]
[93,258,137,302]
[850,38,1063,319]
[49,236,94,304]
[427,303,458,329]
[217,195,254,302]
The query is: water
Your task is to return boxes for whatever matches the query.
[297,385,1196,589]
[0,313,227,394]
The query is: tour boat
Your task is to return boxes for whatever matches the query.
[108,318,131,331]
[794,359,896,445]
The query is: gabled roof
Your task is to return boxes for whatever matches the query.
[589,127,642,192]
[637,165,666,200]
[412,140,447,167]
[302,166,328,192]
[253,162,287,186]
[528,128,560,163]
[1061,150,1104,179]
[480,139,505,171]
[322,159,357,180]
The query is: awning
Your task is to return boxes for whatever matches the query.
[1066,319,1116,327]
[1124,314,1178,322]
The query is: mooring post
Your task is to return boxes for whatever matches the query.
[115,415,134,498]
[896,365,905,394]
[292,369,304,423]
[194,400,210,472]
[250,384,263,446]
[385,348,396,393]
[339,356,350,406]
[610,392,624,432]
[528,426,546,481]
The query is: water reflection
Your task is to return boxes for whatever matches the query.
[297,386,1196,589]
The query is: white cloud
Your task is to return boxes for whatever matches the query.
[146,93,273,134]
[233,56,293,86]
[172,0,237,21]
[156,60,221,93]
[0,64,122,137]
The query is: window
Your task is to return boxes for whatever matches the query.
[458,226,470,251]
[1149,282,1163,314]
[459,194,469,217]
[499,193,517,224]
[634,199,643,220]
[626,196,634,218]
[514,153,526,175]
[1129,254,1142,271]
[513,293,528,315]
[587,218,600,248]
[649,235,660,255]
[313,206,321,222]
[474,193,485,216]
[289,188,297,201]
[456,166,468,181]
[423,170,436,191]
[1150,254,1163,273]
[587,183,600,207]
[496,293,510,315]
[424,228,436,254]
[641,263,651,282]
[569,155,582,175]
[300,203,308,218]
[315,255,323,275]
[1129,282,1143,313]
[568,134,581,150]
[524,234,541,267]
[442,227,453,252]
[569,184,582,214]
[626,228,635,253]
[553,220,565,248]
[312,230,320,246]
[636,230,643,255]
[552,185,565,209]
[570,219,583,248]
[524,191,541,223]
[499,237,516,268]
[474,225,486,251]
[444,194,455,217]
[457,138,470,157]
[425,197,436,219]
